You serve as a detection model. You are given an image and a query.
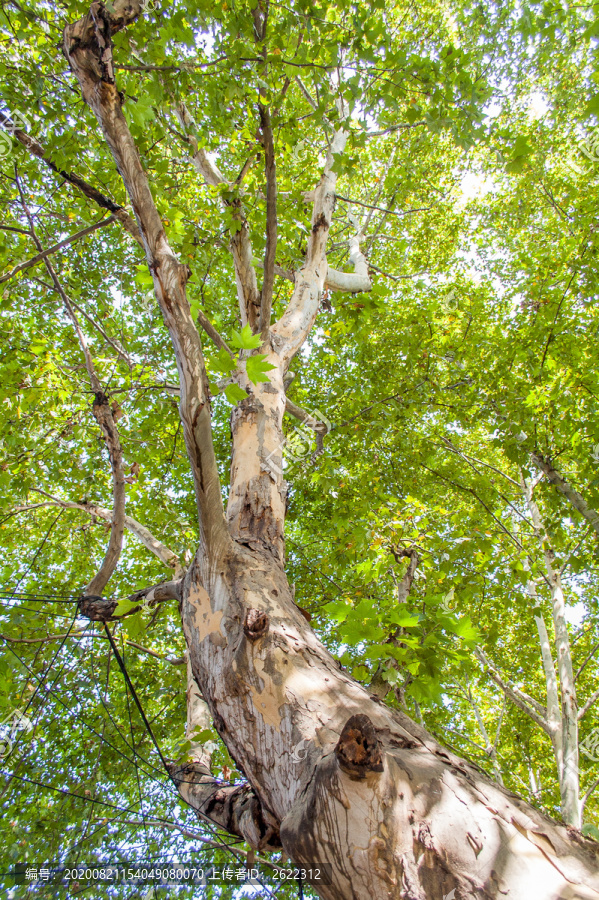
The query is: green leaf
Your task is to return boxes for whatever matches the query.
[582,823,599,842]
[224,383,248,404]
[451,616,480,643]
[388,610,420,627]
[211,347,237,377]
[113,597,139,617]
[231,324,261,350]
[246,354,276,384]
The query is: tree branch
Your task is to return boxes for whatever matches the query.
[0,630,185,664]
[29,490,183,577]
[393,548,419,604]
[195,310,233,357]
[258,103,277,340]
[78,579,181,622]
[175,103,261,329]
[582,774,599,814]
[325,229,372,294]
[532,452,599,538]
[63,3,229,560]
[271,117,349,366]
[475,648,551,733]
[0,215,116,284]
[578,687,599,721]
[575,641,599,682]
[0,111,142,246]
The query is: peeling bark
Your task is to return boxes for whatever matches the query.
[179,544,599,900]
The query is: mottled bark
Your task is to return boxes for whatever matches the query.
[179,544,599,899]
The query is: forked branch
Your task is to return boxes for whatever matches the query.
[175,103,261,329]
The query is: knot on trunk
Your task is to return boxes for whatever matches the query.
[92,391,108,409]
[335,714,384,779]
[244,608,269,642]
[78,595,117,622]
[312,211,327,233]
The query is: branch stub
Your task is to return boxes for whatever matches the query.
[78,594,117,622]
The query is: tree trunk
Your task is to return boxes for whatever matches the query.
[179,542,599,899]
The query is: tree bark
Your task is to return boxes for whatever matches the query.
[179,545,599,899]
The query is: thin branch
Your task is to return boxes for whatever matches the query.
[294,75,318,109]
[32,275,134,367]
[0,215,116,284]
[196,309,233,357]
[578,687,599,721]
[336,194,436,219]
[0,630,184,664]
[29,490,183,577]
[582,775,599,814]
[1,111,142,246]
[474,647,551,733]
[123,641,185,665]
[259,103,277,341]
[575,642,599,682]
[442,438,521,488]
[271,112,350,366]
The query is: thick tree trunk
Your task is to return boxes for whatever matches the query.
[179,544,599,899]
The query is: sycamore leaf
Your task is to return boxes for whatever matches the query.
[113,597,139,617]
[388,610,420,627]
[231,324,261,350]
[211,347,237,377]
[246,354,276,384]
[224,383,248,404]
[451,616,480,643]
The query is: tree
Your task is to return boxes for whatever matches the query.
[1,0,599,897]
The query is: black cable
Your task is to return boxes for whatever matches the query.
[0,638,170,786]
[0,592,79,602]
[120,633,156,899]
[0,769,139,814]
[103,623,173,778]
